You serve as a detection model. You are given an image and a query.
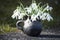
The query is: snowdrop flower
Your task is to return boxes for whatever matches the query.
[25,7,32,14]
[43,5,53,12]
[11,9,21,19]
[31,10,44,21]
[32,12,41,21]
[31,14,39,21]
[38,10,43,15]
[43,13,47,16]
[46,13,53,21]
[34,15,38,20]
[30,3,38,10]
[46,5,53,11]
[40,13,47,20]
[18,13,25,19]
[31,14,35,19]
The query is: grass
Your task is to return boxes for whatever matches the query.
[0,24,17,34]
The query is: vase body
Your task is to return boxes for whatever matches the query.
[16,18,42,36]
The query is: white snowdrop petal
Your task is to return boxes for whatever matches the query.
[48,15,53,20]
[31,14,34,19]
[18,15,22,19]
[43,13,47,16]
[49,7,53,11]
[25,7,32,13]
[31,3,38,10]
[42,17,46,20]
[47,16,50,21]
[46,13,53,21]
[11,15,15,19]
[18,13,25,19]
[40,15,43,19]
[11,9,20,19]
[47,17,50,21]
[43,5,53,11]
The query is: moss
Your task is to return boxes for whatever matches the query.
[0,24,17,34]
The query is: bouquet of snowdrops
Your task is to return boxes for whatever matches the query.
[11,0,53,22]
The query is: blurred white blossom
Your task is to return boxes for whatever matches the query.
[30,3,38,10]
[11,9,21,19]
[25,7,32,14]
[46,5,53,11]
[46,13,53,21]
[11,8,25,19]
[18,13,25,19]
[43,5,53,12]
[40,13,47,20]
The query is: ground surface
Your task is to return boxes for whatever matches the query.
[0,30,60,40]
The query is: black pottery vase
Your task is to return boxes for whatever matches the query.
[16,18,42,36]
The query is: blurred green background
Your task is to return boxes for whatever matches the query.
[0,0,60,34]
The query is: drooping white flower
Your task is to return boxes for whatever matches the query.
[46,13,53,21]
[25,7,32,14]
[11,8,25,19]
[43,5,53,12]
[18,13,25,19]
[11,9,21,19]
[40,13,47,20]
[46,5,53,11]
[37,10,43,16]
[30,3,38,10]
